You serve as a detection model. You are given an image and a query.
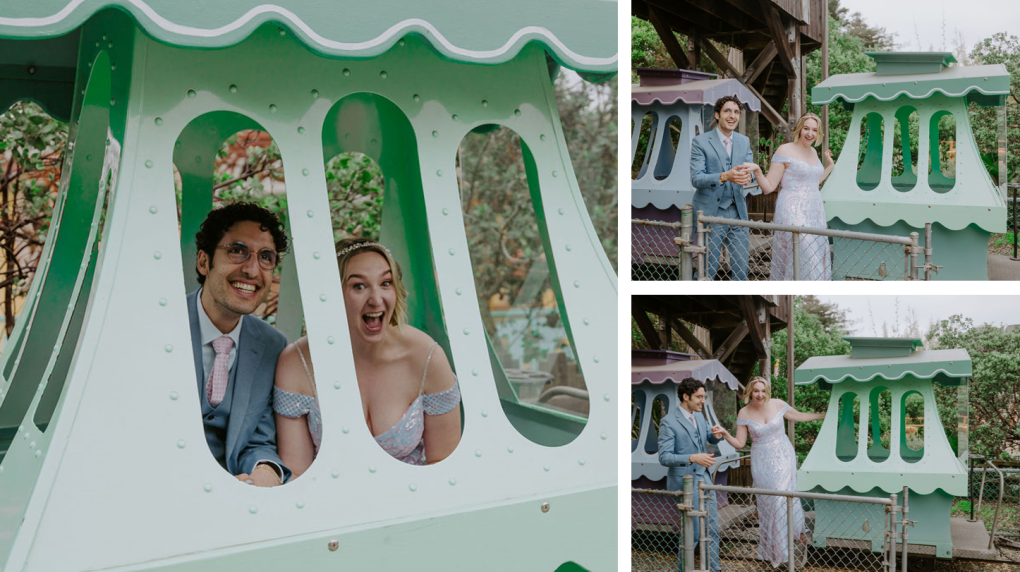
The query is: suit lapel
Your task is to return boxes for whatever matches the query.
[707,129,728,168]
[225,315,264,462]
[187,291,205,393]
[673,407,696,446]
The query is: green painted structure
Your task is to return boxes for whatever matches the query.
[0,2,617,571]
[796,337,970,558]
[812,52,1008,280]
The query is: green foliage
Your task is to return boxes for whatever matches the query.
[926,315,1020,459]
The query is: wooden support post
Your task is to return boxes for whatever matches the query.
[821,9,830,156]
[672,318,713,360]
[634,311,663,351]
[741,41,778,85]
[713,321,749,364]
[648,7,692,70]
[691,29,702,71]
[659,313,671,350]
[759,302,771,381]
[787,22,801,129]
[757,0,796,76]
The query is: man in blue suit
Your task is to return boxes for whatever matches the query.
[691,95,755,280]
[658,378,722,572]
[188,203,290,486]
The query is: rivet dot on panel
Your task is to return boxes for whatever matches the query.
[269,104,278,113]
[451,114,459,121]
[111,64,116,71]
[565,244,572,252]
[379,71,388,79]
[368,466,377,473]
[278,28,286,36]
[455,288,462,296]
[145,160,153,168]
[177,440,186,449]
[306,210,314,218]
[540,134,547,141]
[593,356,600,363]
[471,369,478,376]
[327,336,335,345]
[436,170,442,177]
[343,68,351,77]
[474,449,482,457]
[448,248,455,256]
[154,117,163,126]
[449,478,457,486]
[578,459,586,466]
[342,426,350,434]
[328,540,339,551]
[187,89,196,98]
[296,501,305,509]
[601,433,608,440]
[398,39,406,46]
[462,328,470,336]
[159,298,168,306]
[319,294,327,302]
[583,318,590,325]
[229,84,238,93]
[603,393,611,402]
[413,94,420,102]
[85,154,91,161]
[432,130,439,138]
[408,484,417,491]
[249,506,258,515]
[332,470,340,478]
[334,381,341,390]
[370,139,378,146]
[153,251,162,260]
[481,410,488,418]
[203,483,213,492]
[514,108,521,116]
[297,126,306,134]
[573,280,580,288]
[164,344,173,353]
[29,441,35,449]
[95,41,100,47]
[543,466,550,472]
[34,450,41,458]
[150,205,159,214]
[311,89,319,98]
[552,170,559,178]
[558,208,564,215]
[169,391,178,400]
[302,169,310,176]
[507,446,514,453]
[481,100,488,107]
[313,251,321,259]
[110,98,116,106]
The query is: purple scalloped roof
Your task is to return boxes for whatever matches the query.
[632,77,762,112]
[631,360,739,391]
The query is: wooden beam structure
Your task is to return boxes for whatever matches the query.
[757,0,796,75]
[648,7,692,70]
[672,317,713,359]
[633,310,663,351]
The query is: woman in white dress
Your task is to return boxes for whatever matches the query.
[744,114,835,280]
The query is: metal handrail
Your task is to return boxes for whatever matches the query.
[977,460,1005,550]
[710,452,749,481]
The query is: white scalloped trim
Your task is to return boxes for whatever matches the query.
[1,0,618,67]
[632,94,762,113]
[796,366,969,385]
[813,85,1007,106]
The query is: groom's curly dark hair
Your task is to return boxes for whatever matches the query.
[677,377,706,403]
[713,95,743,116]
[194,202,289,285]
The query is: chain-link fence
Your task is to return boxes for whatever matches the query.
[953,461,1020,562]
[988,184,1020,258]
[632,207,936,281]
[633,477,909,571]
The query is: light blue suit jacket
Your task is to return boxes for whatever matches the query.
[690,128,754,222]
[658,406,721,492]
[187,290,290,481]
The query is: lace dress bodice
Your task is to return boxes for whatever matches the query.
[769,153,831,281]
[274,342,461,465]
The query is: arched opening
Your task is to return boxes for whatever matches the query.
[631,390,645,453]
[929,111,956,193]
[632,112,656,179]
[866,387,891,463]
[901,390,924,463]
[835,392,860,462]
[0,53,113,449]
[891,106,919,192]
[646,395,667,454]
[457,124,589,447]
[652,116,683,181]
[856,112,884,191]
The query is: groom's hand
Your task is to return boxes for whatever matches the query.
[689,453,716,467]
[722,166,751,186]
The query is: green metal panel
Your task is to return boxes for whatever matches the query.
[0,1,617,76]
[844,337,923,359]
[0,8,616,572]
[796,347,971,387]
[812,62,1008,107]
[867,51,956,76]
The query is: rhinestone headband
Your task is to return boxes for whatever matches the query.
[336,241,390,258]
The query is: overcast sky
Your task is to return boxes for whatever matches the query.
[838,0,1020,54]
[816,296,1020,337]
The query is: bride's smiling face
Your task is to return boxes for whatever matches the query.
[343,251,396,344]
[798,118,819,147]
[751,381,769,405]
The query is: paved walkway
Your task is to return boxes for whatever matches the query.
[989,254,1020,281]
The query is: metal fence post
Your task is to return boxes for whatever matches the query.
[792,233,801,280]
[700,485,709,570]
[901,487,910,572]
[890,493,898,572]
[909,232,920,281]
[683,474,695,571]
[696,211,706,281]
[924,223,933,281]
[787,496,795,572]
[680,205,694,281]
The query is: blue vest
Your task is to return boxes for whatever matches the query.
[200,360,240,469]
[717,144,741,210]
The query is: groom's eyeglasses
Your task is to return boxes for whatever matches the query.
[216,242,279,270]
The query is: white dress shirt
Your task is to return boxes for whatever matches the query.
[196,288,243,381]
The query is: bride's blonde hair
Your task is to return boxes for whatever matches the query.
[741,376,771,405]
[791,113,823,147]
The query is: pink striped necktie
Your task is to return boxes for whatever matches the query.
[724,136,732,157]
[207,335,234,407]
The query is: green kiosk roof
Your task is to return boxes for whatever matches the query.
[0,0,618,75]
[796,345,971,390]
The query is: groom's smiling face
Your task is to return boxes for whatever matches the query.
[682,387,707,412]
[715,101,741,134]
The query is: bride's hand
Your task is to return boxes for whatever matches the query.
[824,150,834,168]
